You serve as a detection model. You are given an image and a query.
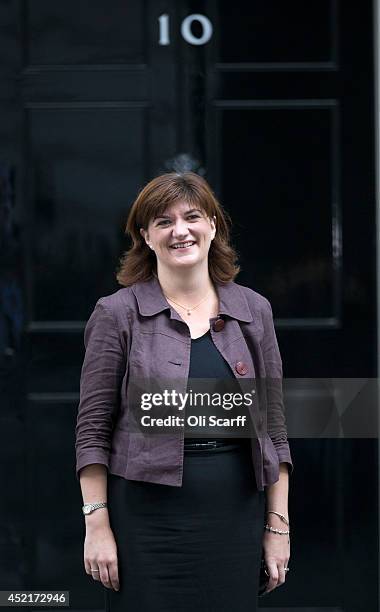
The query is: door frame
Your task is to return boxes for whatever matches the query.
[374,2,380,611]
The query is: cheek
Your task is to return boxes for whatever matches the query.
[159,241,171,253]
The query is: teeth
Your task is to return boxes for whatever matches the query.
[171,242,194,249]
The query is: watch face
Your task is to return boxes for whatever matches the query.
[83,505,91,514]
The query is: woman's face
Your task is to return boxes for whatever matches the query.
[140,200,216,271]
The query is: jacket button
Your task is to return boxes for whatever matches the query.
[213,318,225,332]
[235,361,248,375]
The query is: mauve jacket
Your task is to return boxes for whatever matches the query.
[75,275,293,490]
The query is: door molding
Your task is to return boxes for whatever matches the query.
[374,3,380,612]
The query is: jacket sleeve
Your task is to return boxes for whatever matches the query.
[261,298,294,475]
[75,298,127,479]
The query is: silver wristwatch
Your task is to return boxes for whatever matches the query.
[82,502,108,516]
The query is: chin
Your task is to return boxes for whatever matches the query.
[168,257,198,268]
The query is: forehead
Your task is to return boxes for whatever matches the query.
[152,199,205,219]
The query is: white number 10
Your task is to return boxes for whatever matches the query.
[158,13,213,46]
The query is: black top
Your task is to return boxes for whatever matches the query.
[188,330,234,377]
[185,329,245,443]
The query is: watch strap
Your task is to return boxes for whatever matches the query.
[82,502,107,515]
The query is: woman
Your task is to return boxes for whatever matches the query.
[75,172,293,611]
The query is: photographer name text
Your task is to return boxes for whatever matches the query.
[140,415,247,427]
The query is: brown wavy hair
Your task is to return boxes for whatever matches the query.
[115,172,240,286]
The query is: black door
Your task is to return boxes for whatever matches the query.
[0,2,377,611]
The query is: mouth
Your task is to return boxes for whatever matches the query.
[169,241,196,251]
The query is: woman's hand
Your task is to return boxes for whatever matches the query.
[263,463,290,594]
[262,520,290,594]
[84,517,120,592]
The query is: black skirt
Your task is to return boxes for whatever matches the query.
[104,440,265,612]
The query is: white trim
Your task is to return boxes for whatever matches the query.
[375,4,380,369]
[374,3,380,612]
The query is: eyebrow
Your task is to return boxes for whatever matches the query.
[153,208,202,220]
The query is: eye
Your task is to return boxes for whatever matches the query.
[156,219,170,226]
[187,214,201,220]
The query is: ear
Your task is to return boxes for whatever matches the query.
[140,227,155,251]
[211,215,216,240]
[140,227,149,245]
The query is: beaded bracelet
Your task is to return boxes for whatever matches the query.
[264,524,290,535]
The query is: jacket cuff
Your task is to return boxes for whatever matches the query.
[276,446,294,475]
[76,450,110,480]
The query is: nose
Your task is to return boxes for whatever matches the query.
[172,218,190,238]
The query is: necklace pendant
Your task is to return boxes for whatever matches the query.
[187,310,191,316]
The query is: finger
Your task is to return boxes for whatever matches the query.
[277,565,286,585]
[90,567,101,582]
[85,555,100,580]
[84,555,96,577]
[108,559,120,592]
[84,560,92,576]
[265,562,279,592]
[99,563,111,589]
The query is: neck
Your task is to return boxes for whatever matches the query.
[155,262,214,302]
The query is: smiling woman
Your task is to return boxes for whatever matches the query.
[115,172,240,287]
[139,200,216,273]
[76,172,293,612]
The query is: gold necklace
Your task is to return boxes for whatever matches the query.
[164,290,211,316]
